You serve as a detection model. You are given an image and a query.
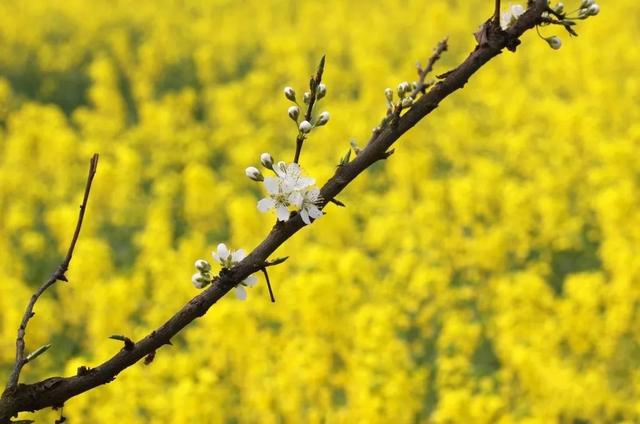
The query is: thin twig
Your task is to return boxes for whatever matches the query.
[5,154,99,391]
[293,55,326,164]
[410,37,449,98]
[494,0,501,23]
[261,268,276,303]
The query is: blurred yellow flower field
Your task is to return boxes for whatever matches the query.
[1,0,639,422]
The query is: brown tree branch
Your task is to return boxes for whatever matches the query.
[0,2,549,421]
[4,154,99,394]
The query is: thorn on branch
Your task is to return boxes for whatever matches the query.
[330,198,346,207]
[109,335,135,351]
[260,268,276,303]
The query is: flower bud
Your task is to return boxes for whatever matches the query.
[192,272,210,289]
[316,83,327,99]
[284,86,296,102]
[554,2,564,14]
[588,4,599,15]
[299,120,312,134]
[195,259,211,273]
[260,152,274,170]
[401,97,413,108]
[397,82,410,98]
[546,35,562,50]
[303,91,311,104]
[384,88,393,102]
[245,166,264,182]
[580,0,594,8]
[316,111,330,126]
[288,105,300,121]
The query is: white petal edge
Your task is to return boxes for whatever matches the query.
[232,249,246,263]
[276,206,290,221]
[244,275,258,286]
[235,286,247,300]
[258,198,275,212]
[300,209,311,224]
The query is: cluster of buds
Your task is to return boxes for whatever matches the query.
[284,86,330,136]
[536,1,601,50]
[192,243,258,300]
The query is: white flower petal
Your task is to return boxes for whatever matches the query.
[235,286,247,300]
[258,198,275,212]
[309,205,323,219]
[276,206,290,221]
[288,191,303,207]
[232,249,246,263]
[300,209,311,224]
[264,177,280,194]
[244,274,258,287]
[214,243,229,263]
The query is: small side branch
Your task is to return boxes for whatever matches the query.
[5,154,99,392]
[411,37,449,98]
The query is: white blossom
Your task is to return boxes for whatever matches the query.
[257,161,318,222]
[209,243,259,300]
[500,4,525,30]
[299,187,323,225]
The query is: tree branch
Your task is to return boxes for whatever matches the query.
[4,154,99,394]
[0,2,549,421]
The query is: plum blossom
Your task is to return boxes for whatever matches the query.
[257,161,320,222]
[500,4,525,30]
[192,243,258,300]
[299,188,323,225]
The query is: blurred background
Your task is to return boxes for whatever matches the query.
[1,0,638,422]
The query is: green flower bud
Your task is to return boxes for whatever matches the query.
[401,97,413,108]
[299,120,312,134]
[245,166,264,181]
[288,105,300,121]
[316,83,327,99]
[384,88,393,102]
[260,152,274,169]
[316,111,330,126]
[195,259,211,272]
[284,87,296,102]
[546,35,562,50]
